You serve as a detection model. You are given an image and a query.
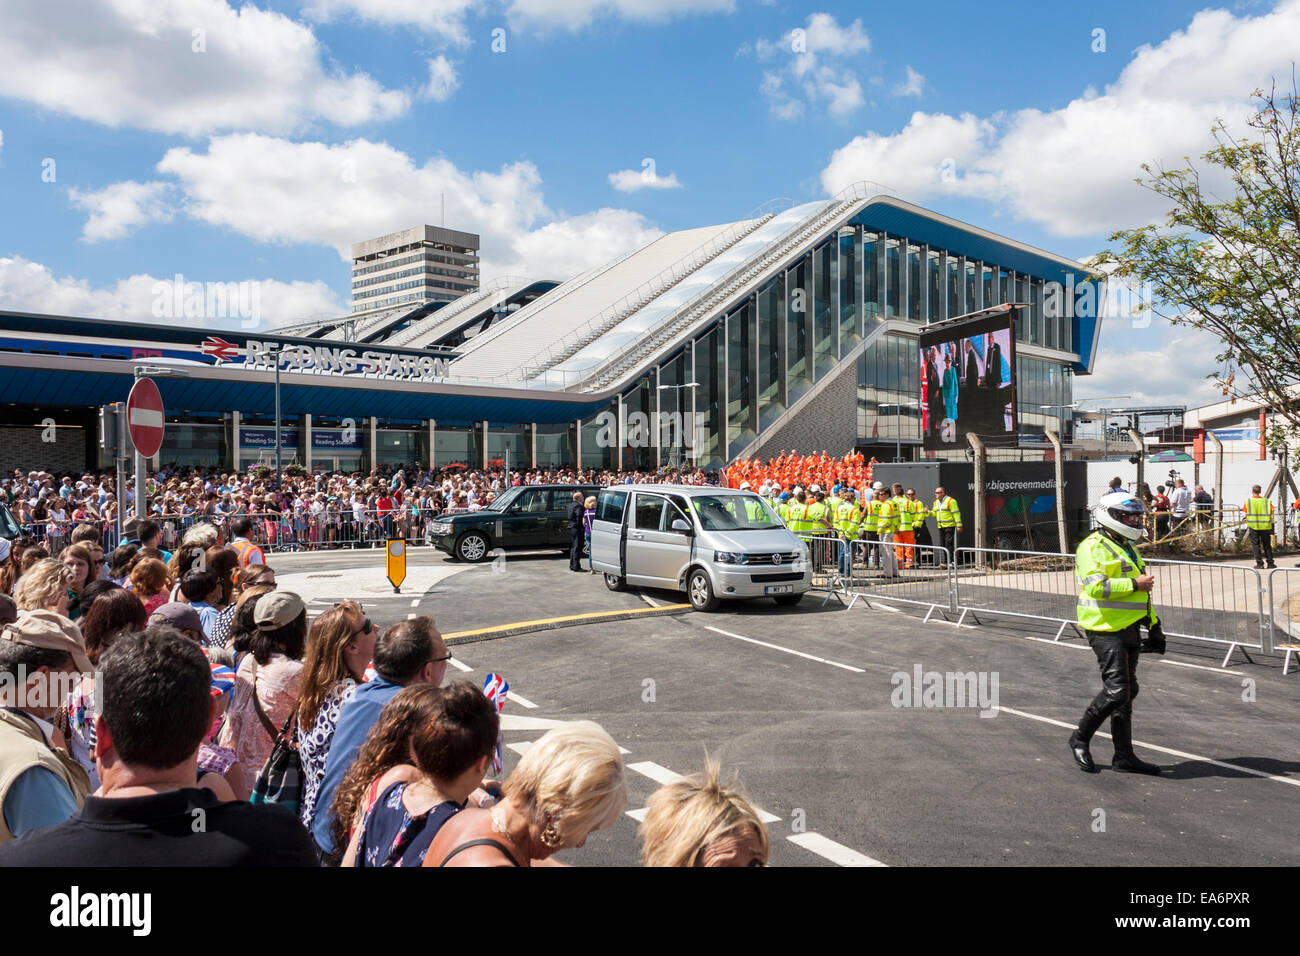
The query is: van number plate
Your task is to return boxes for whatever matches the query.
[764,585,794,595]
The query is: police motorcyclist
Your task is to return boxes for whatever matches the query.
[1068,492,1164,775]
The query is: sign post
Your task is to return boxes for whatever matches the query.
[386,539,407,594]
[127,376,165,532]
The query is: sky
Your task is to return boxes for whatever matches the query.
[0,0,1295,408]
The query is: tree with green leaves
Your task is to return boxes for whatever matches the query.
[1094,80,1299,450]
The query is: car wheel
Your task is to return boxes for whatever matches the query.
[604,573,625,592]
[687,568,719,611]
[773,593,803,607]
[456,532,490,563]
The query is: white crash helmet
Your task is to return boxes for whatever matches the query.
[1095,491,1147,541]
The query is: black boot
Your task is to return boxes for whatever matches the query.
[1109,709,1160,775]
[1068,731,1098,773]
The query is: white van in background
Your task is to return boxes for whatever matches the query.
[590,484,811,611]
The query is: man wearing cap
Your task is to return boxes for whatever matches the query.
[149,602,205,644]
[0,610,94,846]
[0,627,317,866]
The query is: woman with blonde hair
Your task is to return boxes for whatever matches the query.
[638,760,770,867]
[15,557,74,616]
[424,720,626,868]
[295,600,378,832]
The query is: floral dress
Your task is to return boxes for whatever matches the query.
[297,678,358,831]
[354,782,461,868]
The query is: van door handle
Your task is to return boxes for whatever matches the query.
[631,533,644,540]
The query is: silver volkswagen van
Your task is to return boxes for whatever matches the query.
[591,484,811,611]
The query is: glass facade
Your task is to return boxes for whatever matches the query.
[535,422,573,468]
[377,428,423,468]
[907,245,922,322]
[160,423,225,469]
[787,259,811,405]
[486,425,527,471]
[857,335,921,457]
[435,425,478,469]
[756,276,784,430]
[695,325,723,466]
[813,241,836,379]
[727,304,756,459]
[839,227,860,357]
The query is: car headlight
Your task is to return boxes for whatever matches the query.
[713,551,744,564]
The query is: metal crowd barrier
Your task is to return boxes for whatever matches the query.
[1265,567,1300,664]
[954,547,1270,666]
[795,533,846,598]
[842,540,956,619]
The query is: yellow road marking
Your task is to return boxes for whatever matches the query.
[444,603,692,640]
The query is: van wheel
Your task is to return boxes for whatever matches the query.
[773,594,803,607]
[687,569,719,611]
[456,532,490,563]
[604,573,625,592]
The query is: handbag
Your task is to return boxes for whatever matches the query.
[248,660,304,812]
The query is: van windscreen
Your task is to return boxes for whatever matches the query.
[688,495,784,531]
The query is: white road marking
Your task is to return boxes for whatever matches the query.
[703,626,865,674]
[506,741,533,756]
[625,807,649,822]
[500,715,567,732]
[627,761,684,786]
[1158,658,1243,675]
[410,598,420,608]
[509,692,538,710]
[998,706,1300,788]
[873,602,902,613]
[787,832,888,867]
[406,613,417,619]
[752,807,781,824]
[640,594,661,608]
[448,658,473,673]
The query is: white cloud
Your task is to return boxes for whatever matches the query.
[302,0,478,44]
[422,56,460,101]
[68,181,177,242]
[892,65,924,98]
[608,162,683,192]
[1076,321,1228,408]
[0,0,410,136]
[0,256,345,329]
[505,0,735,32]
[821,0,1300,237]
[754,13,871,121]
[148,133,661,279]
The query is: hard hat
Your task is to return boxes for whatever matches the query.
[810,484,821,493]
[758,484,771,496]
[872,481,884,491]
[740,481,751,490]
[1095,491,1147,541]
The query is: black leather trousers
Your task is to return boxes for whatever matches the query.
[1076,622,1142,757]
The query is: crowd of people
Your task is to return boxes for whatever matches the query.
[1,463,720,556]
[0,511,773,867]
[721,451,875,497]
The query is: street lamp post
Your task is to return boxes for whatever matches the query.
[657,382,699,478]
[265,344,284,488]
[892,400,919,463]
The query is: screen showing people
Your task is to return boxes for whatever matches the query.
[919,315,1016,449]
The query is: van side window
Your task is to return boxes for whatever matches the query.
[664,496,690,533]
[596,490,627,524]
[634,495,666,531]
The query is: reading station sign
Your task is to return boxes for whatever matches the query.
[201,336,451,384]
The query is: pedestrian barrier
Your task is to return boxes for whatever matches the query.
[953,548,1079,638]
[1265,566,1300,659]
[795,533,846,597]
[842,540,956,619]
[953,547,1269,666]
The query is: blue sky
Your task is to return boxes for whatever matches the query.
[0,0,1295,406]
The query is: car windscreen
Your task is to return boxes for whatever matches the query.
[0,504,17,539]
[687,495,785,531]
[485,488,521,512]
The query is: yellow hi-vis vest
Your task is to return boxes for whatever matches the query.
[862,500,879,533]
[787,502,810,533]
[1244,495,1273,531]
[907,499,927,529]
[877,499,900,534]
[1075,530,1155,632]
[835,500,862,537]
[805,501,830,531]
[933,496,961,529]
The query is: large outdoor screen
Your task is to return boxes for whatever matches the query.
[919,312,1017,450]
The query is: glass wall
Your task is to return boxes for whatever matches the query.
[435,424,478,469]
[622,375,654,471]
[695,324,724,467]
[813,241,836,379]
[907,244,922,322]
[928,250,941,322]
[756,277,784,430]
[727,305,755,459]
[580,407,614,469]
[535,423,573,468]
[377,428,422,468]
[839,227,860,357]
[787,259,811,405]
[856,334,921,457]
[947,257,962,318]
[885,239,900,317]
[863,231,881,326]
[982,265,993,308]
[486,425,527,471]
[966,260,978,312]
[160,423,225,470]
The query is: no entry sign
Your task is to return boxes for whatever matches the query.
[127,377,165,458]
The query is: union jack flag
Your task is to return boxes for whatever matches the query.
[483,673,508,774]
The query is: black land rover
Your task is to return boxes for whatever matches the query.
[429,484,599,562]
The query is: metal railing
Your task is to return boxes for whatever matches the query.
[843,540,956,618]
[383,276,535,348]
[949,546,1270,666]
